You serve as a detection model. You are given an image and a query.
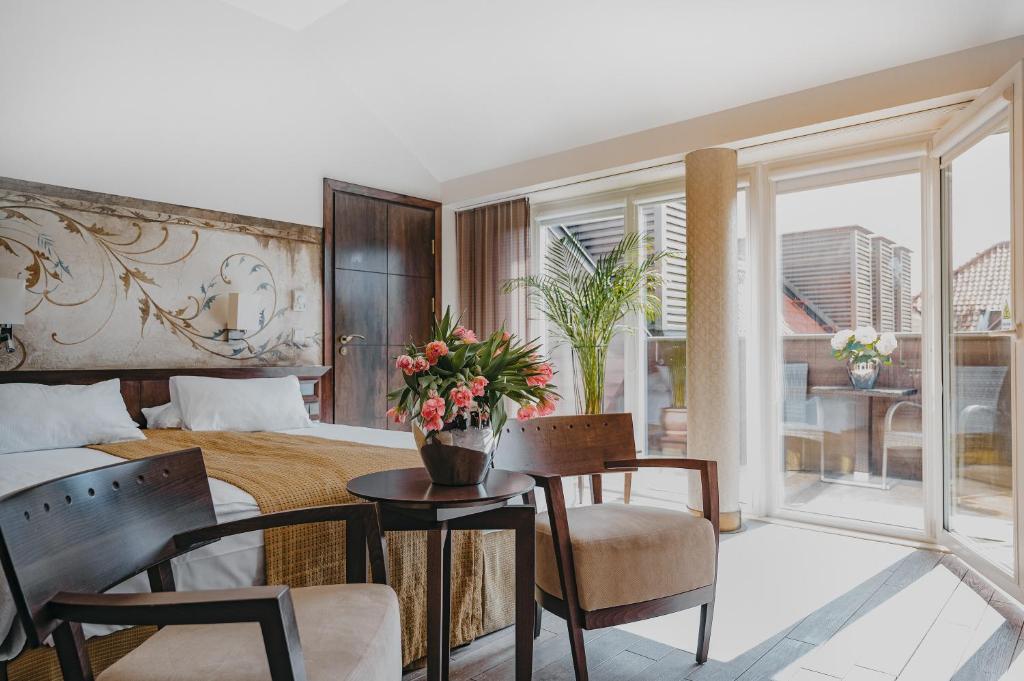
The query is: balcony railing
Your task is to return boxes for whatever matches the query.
[646,333,1013,484]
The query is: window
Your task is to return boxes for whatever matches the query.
[541,208,628,415]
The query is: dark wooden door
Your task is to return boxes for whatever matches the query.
[323,180,439,429]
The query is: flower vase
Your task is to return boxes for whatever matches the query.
[847,357,881,390]
[413,421,495,485]
[571,345,607,416]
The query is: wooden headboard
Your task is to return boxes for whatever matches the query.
[0,366,331,425]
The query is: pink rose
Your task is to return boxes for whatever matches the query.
[450,385,474,409]
[470,375,489,397]
[536,398,557,417]
[526,363,554,387]
[412,356,430,373]
[386,407,406,423]
[425,340,449,365]
[420,395,446,422]
[453,326,479,343]
[423,415,445,433]
[395,355,415,376]
[517,404,538,420]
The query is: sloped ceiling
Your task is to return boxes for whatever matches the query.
[290,0,1024,183]
[220,0,352,31]
[12,0,1024,211]
[1,0,440,226]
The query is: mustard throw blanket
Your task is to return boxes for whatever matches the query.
[91,430,485,665]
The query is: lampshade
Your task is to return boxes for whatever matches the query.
[225,291,256,330]
[0,278,26,325]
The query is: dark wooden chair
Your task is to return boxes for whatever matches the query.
[0,448,399,681]
[494,414,720,681]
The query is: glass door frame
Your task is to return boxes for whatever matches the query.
[932,60,1024,600]
[755,140,941,543]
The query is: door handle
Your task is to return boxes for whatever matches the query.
[337,334,365,356]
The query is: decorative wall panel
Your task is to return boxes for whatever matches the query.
[0,178,322,371]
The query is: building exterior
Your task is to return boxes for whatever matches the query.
[949,241,1011,331]
[892,245,914,332]
[781,225,913,334]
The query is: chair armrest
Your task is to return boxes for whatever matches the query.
[174,502,387,585]
[49,586,293,627]
[884,400,921,431]
[605,458,720,543]
[50,588,307,680]
[605,458,713,473]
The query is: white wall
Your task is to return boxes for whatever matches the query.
[0,0,440,227]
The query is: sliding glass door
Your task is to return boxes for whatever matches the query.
[935,63,1023,579]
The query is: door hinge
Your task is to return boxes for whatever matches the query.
[431,296,435,310]
[431,238,435,255]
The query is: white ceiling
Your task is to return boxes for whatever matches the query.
[219,0,352,31]
[225,0,1024,183]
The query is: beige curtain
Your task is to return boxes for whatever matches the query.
[456,198,531,339]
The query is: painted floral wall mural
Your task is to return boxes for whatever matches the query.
[0,178,322,371]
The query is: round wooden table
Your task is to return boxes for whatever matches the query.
[347,468,536,681]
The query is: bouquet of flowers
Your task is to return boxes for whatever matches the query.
[830,326,898,364]
[386,308,559,440]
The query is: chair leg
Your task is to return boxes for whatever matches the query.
[881,442,889,490]
[819,437,826,482]
[534,602,543,639]
[566,618,589,681]
[696,597,715,664]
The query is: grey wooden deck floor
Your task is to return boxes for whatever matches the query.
[404,521,1024,681]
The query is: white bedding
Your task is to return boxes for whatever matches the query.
[0,423,415,659]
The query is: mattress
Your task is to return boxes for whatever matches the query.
[0,423,415,657]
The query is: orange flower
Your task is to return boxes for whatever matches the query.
[425,340,449,365]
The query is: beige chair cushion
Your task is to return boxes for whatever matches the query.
[99,584,400,681]
[536,503,716,612]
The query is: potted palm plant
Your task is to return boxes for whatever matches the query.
[503,232,670,415]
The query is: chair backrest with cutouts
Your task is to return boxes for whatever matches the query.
[495,413,636,478]
[0,448,214,646]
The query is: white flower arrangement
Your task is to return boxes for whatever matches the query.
[830,326,898,365]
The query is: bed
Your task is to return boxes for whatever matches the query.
[0,367,516,680]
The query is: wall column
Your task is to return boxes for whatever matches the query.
[684,147,742,532]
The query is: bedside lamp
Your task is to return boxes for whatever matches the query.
[0,277,26,353]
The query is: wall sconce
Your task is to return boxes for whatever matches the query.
[0,277,27,353]
[223,291,255,342]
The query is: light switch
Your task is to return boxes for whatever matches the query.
[292,290,308,312]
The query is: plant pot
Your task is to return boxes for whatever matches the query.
[660,407,688,436]
[413,422,495,486]
[847,357,881,390]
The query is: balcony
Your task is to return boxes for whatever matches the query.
[646,334,1013,537]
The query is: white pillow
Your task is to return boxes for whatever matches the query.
[169,375,313,432]
[141,402,183,429]
[0,379,145,455]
